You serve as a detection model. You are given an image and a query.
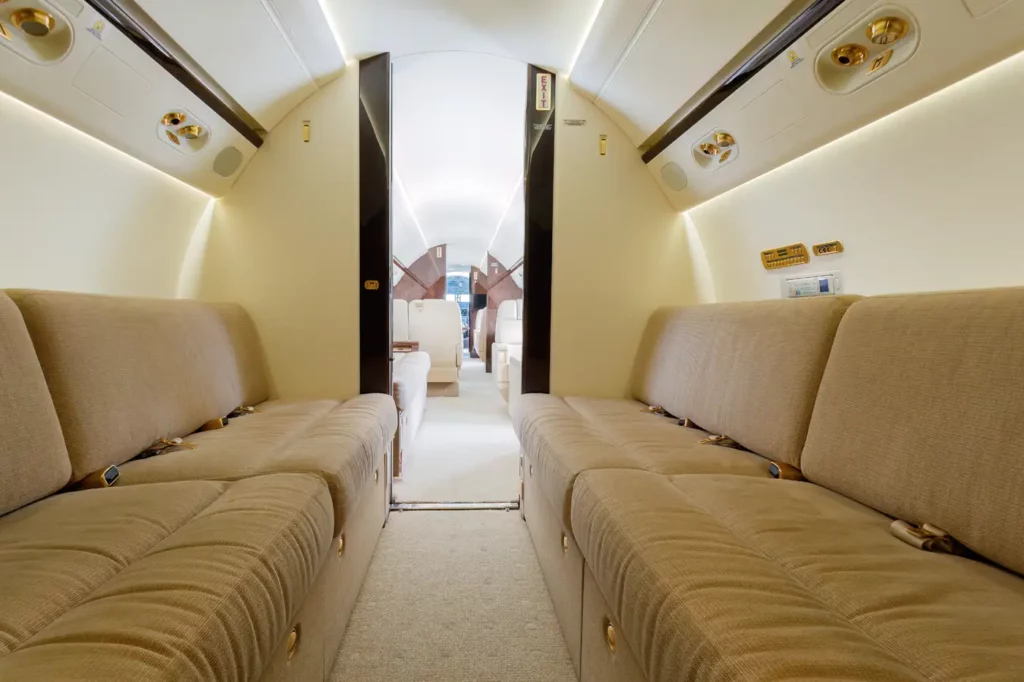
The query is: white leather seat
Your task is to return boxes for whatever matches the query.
[515,298,524,320]
[392,350,431,475]
[508,352,523,420]
[473,308,487,362]
[408,299,463,384]
[393,299,410,342]
[493,308,523,386]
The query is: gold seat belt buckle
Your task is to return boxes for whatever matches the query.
[890,520,961,554]
[76,464,120,490]
[198,417,228,432]
[769,461,805,481]
[646,404,667,416]
[700,434,742,449]
[228,405,258,419]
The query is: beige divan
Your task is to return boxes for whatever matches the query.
[517,289,1024,681]
[0,290,397,681]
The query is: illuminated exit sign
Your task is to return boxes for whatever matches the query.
[536,73,552,111]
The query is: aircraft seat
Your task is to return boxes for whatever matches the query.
[473,308,487,362]
[408,299,463,385]
[393,299,410,342]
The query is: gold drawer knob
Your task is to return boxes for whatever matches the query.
[337,535,345,556]
[606,621,616,653]
[287,625,300,660]
[561,534,569,553]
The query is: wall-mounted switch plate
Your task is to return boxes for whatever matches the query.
[782,271,842,298]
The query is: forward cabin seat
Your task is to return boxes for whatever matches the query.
[393,298,410,342]
[515,297,857,674]
[408,299,463,385]
[492,299,522,385]
[473,307,487,362]
[391,298,430,471]
[1,290,395,681]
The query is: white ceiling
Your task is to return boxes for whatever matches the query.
[392,51,526,268]
[325,0,603,72]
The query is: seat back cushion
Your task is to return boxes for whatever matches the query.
[9,291,270,483]
[408,299,462,369]
[393,299,410,342]
[801,288,1024,575]
[495,317,523,345]
[632,297,856,466]
[0,294,71,514]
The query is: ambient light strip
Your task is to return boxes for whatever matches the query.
[0,88,212,198]
[316,0,349,64]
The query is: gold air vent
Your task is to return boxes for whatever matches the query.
[699,142,720,157]
[831,44,868,67]
[867,17,908,45]
[178,125,204,140]
[162,111,187,127]
[11,8,54,37]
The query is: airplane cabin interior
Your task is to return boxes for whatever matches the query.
[1,1,1023,681]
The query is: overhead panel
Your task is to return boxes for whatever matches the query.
[593,0,798,146]
[133,0,334,130]
[643,0,1024,210]
[0,0,259,195]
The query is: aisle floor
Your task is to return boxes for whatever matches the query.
[329,511,576,682]
[393,357,520,503]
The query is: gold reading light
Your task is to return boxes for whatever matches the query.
[178,125,204,140]
[11,8,55,37]
[714,132,735,148]
[699,142,721,157]
[761,243,810,270]
[868,48,894,74]
[162,111,186,127]
[165,130,181,146]
[831,44,868,67]
[719,149,732,163]
[867,17,908,45]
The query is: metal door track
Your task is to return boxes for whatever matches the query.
[391,501,520,512]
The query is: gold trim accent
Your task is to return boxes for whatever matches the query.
[0,22,10,41]
[867,16,908,45]
[165,130,181,145]
[178,125,204,140]
[11,8,54,37]
[719,149,733,163]
[831,44,868,67]
[813,240,844,256]
[699,142,720,157]
[605,622,617,653]
[868,48,894,74]
[162,111,186,127]
[337,535,345,556]
[714,132,735,147]
[302,120,310,143]
[599,134,608,156]
[287,626,300,660]
[761,243,809,270]
[364,280,380,290]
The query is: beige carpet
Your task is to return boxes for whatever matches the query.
[394,357,520,503]
[329,511,576,682]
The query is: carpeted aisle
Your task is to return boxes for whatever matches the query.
[394,357,520,503]
[329,511,577,682]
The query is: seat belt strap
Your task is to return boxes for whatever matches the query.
[889,520,966,555]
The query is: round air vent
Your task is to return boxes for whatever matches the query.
[660,162,688,192]
[213,146,244,177]
[11,8,55,37]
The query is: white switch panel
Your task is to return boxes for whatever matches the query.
[782,272,842,299]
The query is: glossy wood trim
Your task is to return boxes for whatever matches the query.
[359,53,392,396]
[522,65,555,394]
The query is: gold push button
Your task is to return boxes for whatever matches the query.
[606,621,617,653]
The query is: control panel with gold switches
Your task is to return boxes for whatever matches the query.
[761,243,810,270]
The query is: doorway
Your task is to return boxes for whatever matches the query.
[359,52,555,508]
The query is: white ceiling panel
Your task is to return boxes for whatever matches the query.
[326,0,601,72]
[593,0,797,146]
[392,52,526,269]
[135,0,336,130]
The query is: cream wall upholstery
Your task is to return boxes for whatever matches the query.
[552,76,701,397]
[197,73,360,400]
[686,50,1024,302]
[0,92,210,298]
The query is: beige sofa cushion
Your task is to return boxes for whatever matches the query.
[9,291,269,482]
[572,470,1024,682]
[0,474,332,681]
[519,394,770,529]
[117,394,397,535]
[632,297,856,465]
[0,293,70,515]
[802,288,1024,576]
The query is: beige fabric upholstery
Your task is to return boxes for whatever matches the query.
[9,291,270,482]
[117,394,396,535]
[518,393,771,529]
[581,564,645,682]
[802,288,1024,576]
[572,470,1024,682]
[0,294,70,515]
[0,474,333,681]
[632,297,856,465]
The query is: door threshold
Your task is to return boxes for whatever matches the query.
[391,501,520,512]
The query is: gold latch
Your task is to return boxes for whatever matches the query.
[302,120,310,143]
[889,521,966,555]
[364,280,380,291]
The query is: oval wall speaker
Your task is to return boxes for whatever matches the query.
[661,162,688,192]
[213,146,244,177]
